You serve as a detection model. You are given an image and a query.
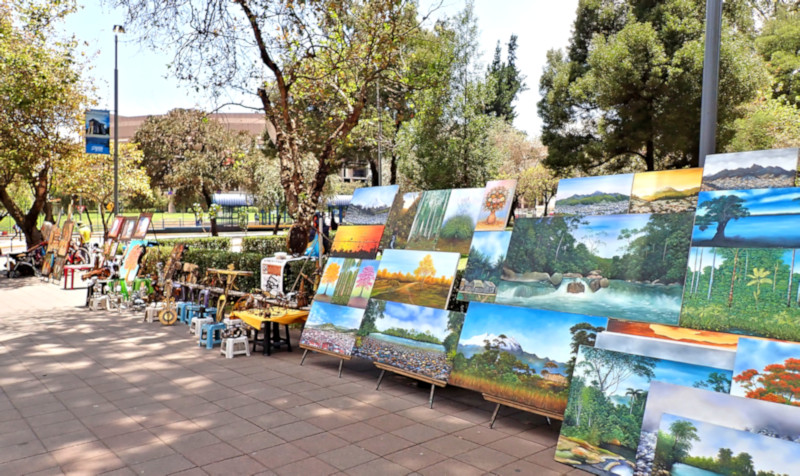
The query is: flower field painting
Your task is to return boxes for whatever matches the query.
[731,337,800,407]
[475,179,517,231]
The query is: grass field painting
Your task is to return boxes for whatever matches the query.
[731,338,800,407]
[457,231,512,303]
[629,168,702,214]
[330,225,384,259]
[435,188,483,255]
[299,301,366,357]
[476,179,517,231]
[701,148,798,191]
[554,174,633,216]
[347,259,380,309]
[342,185,399,225]
[370,249,459,309]
[406,190,451,250]
[380,192,421,250]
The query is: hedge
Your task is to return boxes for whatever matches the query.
[157,236,231,251]
[241,235,287,255]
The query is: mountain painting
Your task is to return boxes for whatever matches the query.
[605,319,740,350]
[554,174,634,216]
[342,185,399,225]
[496,213,694,324]
[679,247,800,341]
[731,338,800,407]
[352,299,465,381]
[629,169,703,214]
[457,231,512,303]
[435,188,484,255]
[370,249,460,309]
[379,191,421,250]
[330,225,384,259]
[476,179,517,231]
[635,381,800,476]
[449,302,608,416]
[299,301,366,357]
[556,346,732,475]
[406,189,452,250]
[692,188,800,248]
[701,148,799,191]
[347,259,379,309]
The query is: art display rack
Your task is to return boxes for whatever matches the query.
[373,362,447,409]
[299,344,351,378]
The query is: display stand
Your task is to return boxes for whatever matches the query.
[483,394,562,429]
[298,344,350,378]
[374,362,446,409]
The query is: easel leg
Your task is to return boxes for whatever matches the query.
[489,403,502,429]
[337,359,344,378]
[429,384,436,409]
[546,417,552,425]
[375,370,386,390]
[300,349,309,366]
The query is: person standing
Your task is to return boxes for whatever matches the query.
[11,223,21,241]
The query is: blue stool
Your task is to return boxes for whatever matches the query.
[202,307,218,322]
[176,302,191,324]
[184,304,204,324]
[200,322,226,349]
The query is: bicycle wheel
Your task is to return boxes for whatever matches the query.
[75,248,91,265]
[158,308,178,326]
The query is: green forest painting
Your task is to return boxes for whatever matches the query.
[435,188,483,255]
[380,192,421,250]
[406,189,451,250]
[457,231,512,303]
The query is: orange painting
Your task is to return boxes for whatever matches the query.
[629,168,703,213]
[606,319,740,349]
[330,225,384,259]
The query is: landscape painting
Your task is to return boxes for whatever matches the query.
[731,337,800,407]
[329,258,361,305]
[653,414,800,476]
[406,189,451,250]
[497,213,694,324]
[299,301,366,357]
[679,247,800,341]
[594,332,736,370]
[629,168,702,214]
[692,188,800,248]
[315,258,346,303]
[435,188,484,255]
[330,225,384,259]
[352,299,464,381]
[476,179,517,231]
[342,185,399,225]
[701,148,799,191]
[557,346,733,475]
[449,302,608,416]
[379,191,420,250]
[370,250,459,309]
[606,319,740,350]
[457,231,512,303]
[347,259,379,309]
[635,381,800,476]
[554,174,634,216]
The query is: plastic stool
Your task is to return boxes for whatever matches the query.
[201,307,218,322]
[200,322,226,349]
[185,304,205,325]
[191,317,214,337]
[144,302,165,323]
[221,335,250,358]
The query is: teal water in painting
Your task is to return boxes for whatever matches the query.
[671,463,721,476]
[368,333,445,353]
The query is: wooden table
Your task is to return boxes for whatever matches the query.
[229,308,309,356]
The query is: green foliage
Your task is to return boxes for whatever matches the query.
[241,235,287,255]
[485,35,526,122]
[558,193,628,206]
[462,248,505,286]
[727,95,800,151]
[380,327,442,345]
[158,237,231,251]
[439,215,475,241]
[756,6,800,106]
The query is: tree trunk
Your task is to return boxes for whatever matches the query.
[84,207,94,232]
[98,203,109,238]
[202,190,219,237]
[369,158,380,186]
[788,250,795,307]
[44,201,54,223]
[694,248,704,295]
[389,120,402,185]
[707,248,716,300]
[712,219,729,242]
[645,140,655,171]
[0,169,49,248]
[272,205,282,236]
[728,249,740,308]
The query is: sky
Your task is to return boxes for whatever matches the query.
[731,338,800,396]
[555,174,635,202]
[441,188,484,225]
[659,414,800,475]
[307,301,366,329]
[457,302,608,364]
[696,188,800,217]
[378,250,460,278]
[369,300,452,340]
[702,148,800,177]
[350,185,399,209]
[401,193,421,210]
[595,333,735,370]
[469,231,512,262]
[58,0,580,136]
[630,169,704,198]
[571,214,651,259]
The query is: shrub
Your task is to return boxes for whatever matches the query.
[241,235,287,255]
[157,236,231,251]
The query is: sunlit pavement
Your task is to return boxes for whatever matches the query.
[0,277,580,475]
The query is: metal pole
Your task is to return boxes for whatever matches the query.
[113,31,119,216]
[698,0,723,167]
[376,78,382,186]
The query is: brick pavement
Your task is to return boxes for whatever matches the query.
[0,277,583,475]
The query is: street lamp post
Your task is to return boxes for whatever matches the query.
[698,0,722,167]
[113,25,125,216]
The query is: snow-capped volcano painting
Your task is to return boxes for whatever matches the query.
[342,185,400,226]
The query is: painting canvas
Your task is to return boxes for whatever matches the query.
[107,215,124,240]
[556,346,732,475]
[406,189,451,250]
[701,148,799,191]
[594,332,736,370]
[370,249,459,309]
[475,179,517,231]
[653,415,800,476]
[57,221,74,257]
[629,168,703,214]
[352,299,464,381]
[497,213,694,324]
[347,259,379,309]
[635,381,800,475]
[380,192,421,250]
[132,213,152,240]
[45,225,60,254]
[299,301,366,357]
[450,303,608,416]
[692,188,800,248]
[605,319,740,350]
[554,174,633,216]
[435,188,484,255]
[316,258,360,304]
[342,185,399,226]
[120,240,146,282]
[119,217,136,242]
[457,231,512,303]
[679,246,800,341]
[731,338,800,407]
[330,225,383,259]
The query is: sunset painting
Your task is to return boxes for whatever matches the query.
[629,168,703,214]
[330,225,384,259]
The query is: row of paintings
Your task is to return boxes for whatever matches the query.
[107,214,151,242]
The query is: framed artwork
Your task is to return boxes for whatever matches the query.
[315,257,361,305]
[120,240,145,282]
[553,174,634,216]
[342,185,399,226]
[701,148,799,191]
[379,192,421,250]
[347,260,379,309]
[44,225,60,254]
[730,338,800,407]
[594,332,735,370]
[475,179,517,231]
[434,188,484,255]
[56,221,74,257]
[629,168,703,214]
[330,225,384,259]
[132,213,152,240]
[370,249,460,309]
[119,217,136,242]
[107,215,125,240]
[457,231,512,303]
[405,189,451,250]
[298,301,366,357]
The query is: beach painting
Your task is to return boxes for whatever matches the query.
[653,414,800,476]
[554,174,634,216]
[692,188,800,248]
[556,346,732,475]
[380,191,421,250]
[731,337,800,407]
[679,247,800,342]
[406,189,452,250]
[701,148,799,191]
[330,225,384,259]
[450,303,608,416]
[605,319,740,350]
[347,259,380,309]
[594,332,736,370]
[635,381,800,476]
[457,231,512,303]
[370,250,460,309]
[475,179,517,231]
[629,169,703,214]
[342,185,399,226]
[497,213,694,324]
[435,188,484,255]
[352,299,464,381]
[299,301,366,357]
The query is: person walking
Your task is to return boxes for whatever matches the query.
[11,223,21,241]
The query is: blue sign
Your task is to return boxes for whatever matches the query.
[85,109,110,154]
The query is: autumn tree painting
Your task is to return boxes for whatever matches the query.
[370,250,460,309]
[316,260,342,303]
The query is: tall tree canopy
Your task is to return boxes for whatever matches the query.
[485,34,526,122]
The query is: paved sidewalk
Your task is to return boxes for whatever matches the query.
[0,277,578,475]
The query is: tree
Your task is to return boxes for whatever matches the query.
[747,267,773,309]
[0,1,88,247]
[485,34,526,122]
[669,419,699,463]
[414,254,437,283]
[355,266,376,297]
[693,371,733,393]
[756,5,800,106]
[577,346,656,397]
[728,94,800,151]
[320,262,341,295]
[733,357,800,405]
[517,163,560,215]
[695,195,751,242]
